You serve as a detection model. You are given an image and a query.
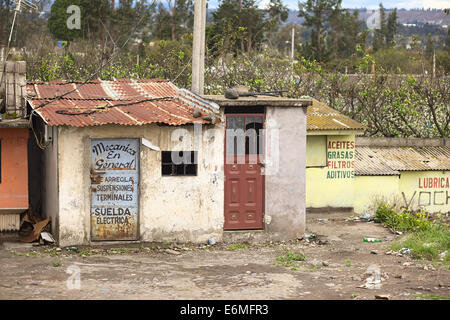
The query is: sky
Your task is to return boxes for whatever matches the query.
[207,0,450,10]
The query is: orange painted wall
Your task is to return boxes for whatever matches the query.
[0,128,29,209]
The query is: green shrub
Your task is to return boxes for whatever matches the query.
[374,205,432,231]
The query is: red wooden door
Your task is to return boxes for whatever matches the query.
[224,114,264,230]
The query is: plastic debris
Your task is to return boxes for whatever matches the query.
[208,237,216,245]
[40,232,56,243]
[399,248,411,255]
[364,237,381,243]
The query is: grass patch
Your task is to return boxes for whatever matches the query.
[375,203,450,264]
[228,244,248,250]
[78,248,95,256]
[391,223,450,262]
[107,247,131,254]
[414,294,450,300]
[52,261,62,267]
[275,251,306,268]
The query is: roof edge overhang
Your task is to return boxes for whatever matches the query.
[307,129,365,136]
[0,119,30,129]
[202,95,312,108]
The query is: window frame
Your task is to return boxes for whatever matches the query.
[161,151,198,177]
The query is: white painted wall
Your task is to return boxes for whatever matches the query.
[56,123,224,246]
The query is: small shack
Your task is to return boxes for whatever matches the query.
[355,138,450,214]
[305,98,366,211]
[27,79,312,246]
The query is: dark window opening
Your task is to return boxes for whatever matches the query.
[226,115,264,156]
[162,151,198,176]
[225,106,266,114]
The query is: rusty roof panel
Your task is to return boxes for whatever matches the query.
[26,79,217,127]
[307,98,366,131]
[355,146,450,176]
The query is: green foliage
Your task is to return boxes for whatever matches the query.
[47,0,110,41]
[228,244,248,250]
[345,258,351,267]
[414,294,450,300]
[275,251,306,267]
[297,0,342,62]
[374,205,432,232]
[391,224,450,262]
[375,203,450,263]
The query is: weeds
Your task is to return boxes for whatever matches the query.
[345,258,351,267]
[375,205,432,232]
[275,251,306,268]
[375,203,450,264]
[228,244,248,250]
[414,294,450,300]
[52,261,62,267]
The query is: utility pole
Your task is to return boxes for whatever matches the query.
[192,0,206,95]
[432,49,436,78]
[291,26,295,60]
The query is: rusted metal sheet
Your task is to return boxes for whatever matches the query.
[307,98,366,131]
[90,139,139,241]
[26,79,218,127]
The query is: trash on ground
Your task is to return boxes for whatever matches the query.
[364,237,381,243]
[165,249,181,255]
[375,294,391,300]
[208,237,216,245]
[360,213,373,221]
[20,218,51,243]
[399,248,411,255]
[40,232,56,243]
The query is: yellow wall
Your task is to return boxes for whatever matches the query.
[398,171,450,213]
[306,135,355,208]
[354,175,399,214]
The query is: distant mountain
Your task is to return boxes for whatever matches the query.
[285,8,450,26]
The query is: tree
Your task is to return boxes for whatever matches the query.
[151,0,193,41]
[266,0,289,47]
[297,0,342,62]
[275,24,302,56]
[47,0,110,41]
[425,33,434,60]
[328,8,364,59]
[210,0,266,54]
[371,3,386,51]
[386,8,397,46]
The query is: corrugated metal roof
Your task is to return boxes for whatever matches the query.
[307,98,366,131]
[26,79,220,127]
[355,146,450,176]
[355,147,400,176]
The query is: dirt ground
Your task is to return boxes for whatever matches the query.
[0,212,449,300]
